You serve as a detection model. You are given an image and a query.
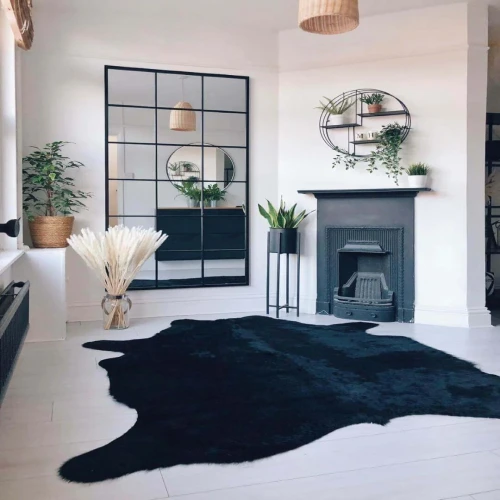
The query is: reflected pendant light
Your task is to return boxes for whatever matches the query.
[170,76,196,132]
[298,0,359,35]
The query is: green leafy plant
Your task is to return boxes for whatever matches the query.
[360,93,384,106]
[174,176,201,202]
[258,198,314,229]
[316,97,355,116]
[204,184,226,202]
[23,141,92,221]
[332,122,407,184]
[406,163,430,176]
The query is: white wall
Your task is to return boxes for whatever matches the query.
[0,10,22,251]
[21,2,490,326]
[22,8,279,321]
[278,3,490,327]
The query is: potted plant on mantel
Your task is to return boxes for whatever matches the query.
[360,93,384,114]
[258,198,314,254]
[317,97,355,126]
[23,141,92,248]
[406,163,430,188]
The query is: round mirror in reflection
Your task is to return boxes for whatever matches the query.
[166,144,235,187]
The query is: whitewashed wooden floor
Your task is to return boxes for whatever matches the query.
[1,313,500,500]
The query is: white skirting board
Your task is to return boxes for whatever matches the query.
[13,248,67,342]
[68,293,267,323]
[414,306,492,328]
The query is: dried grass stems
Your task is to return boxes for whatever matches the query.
[68,226,168,329]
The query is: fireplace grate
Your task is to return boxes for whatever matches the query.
[334,272,395,321]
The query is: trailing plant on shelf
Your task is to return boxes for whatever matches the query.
[331,122,407,184]
[203,184,226,207]
[360,93,384,113]
[23,141,92,248]
[258,198,314,254]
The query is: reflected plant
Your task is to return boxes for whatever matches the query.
[204,184,226,202]
[174,176,201,202]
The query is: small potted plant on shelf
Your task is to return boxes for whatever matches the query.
[174,176,201,207]
[360,93,385,114]
[203,184,226,208]
[316,97,355,126]
[406,163,430,188]
[23,141,92,248]
[258,198,314,254]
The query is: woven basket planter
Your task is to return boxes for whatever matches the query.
[170,102,196,132]
[29,216,74,248]
[298,0,359,35]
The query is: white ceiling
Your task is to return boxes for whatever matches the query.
[35,0,495,33]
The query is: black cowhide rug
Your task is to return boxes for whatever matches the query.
[59,316,500,483]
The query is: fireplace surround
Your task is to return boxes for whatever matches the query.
[298,188,430,323]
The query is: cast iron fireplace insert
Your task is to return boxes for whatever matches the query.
[334,241,396,322]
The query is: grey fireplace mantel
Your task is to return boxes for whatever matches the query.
[300,187,430,323]
[298,188,431,199]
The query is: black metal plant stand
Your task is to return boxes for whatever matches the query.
[266,232,301,318]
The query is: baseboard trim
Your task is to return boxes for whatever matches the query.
[68,294,269,322]
[414,306,492,328]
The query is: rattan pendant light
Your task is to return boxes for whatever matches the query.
[170,77,196,132]
[298,0,359,35]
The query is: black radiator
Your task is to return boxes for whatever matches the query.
[0,281,30,404]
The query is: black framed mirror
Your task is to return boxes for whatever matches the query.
[105,66,250,290]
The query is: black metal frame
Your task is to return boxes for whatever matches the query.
[105,65,250,290]
[266,233,301,318]
[319,88,411,158]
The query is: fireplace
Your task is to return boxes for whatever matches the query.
[298,188,430,323]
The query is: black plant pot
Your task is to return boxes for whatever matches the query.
[269,228,298,254]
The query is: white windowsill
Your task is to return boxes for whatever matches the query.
[0,249,25,276]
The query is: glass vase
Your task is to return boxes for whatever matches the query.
[101,294,132,330]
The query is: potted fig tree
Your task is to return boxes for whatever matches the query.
[258,198,314,254]
[360,93,384,114]
[23,141,92,248]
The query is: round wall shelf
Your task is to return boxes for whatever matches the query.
[319,89,411,158]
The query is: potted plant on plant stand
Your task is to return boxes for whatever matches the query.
[360,93,385,114]
[316,97,355,126]
[258,198,314,254]
[23,141,92,248]
[406,163,430,188]
[203,184,226,207]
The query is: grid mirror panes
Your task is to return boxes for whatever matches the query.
[105,66,249,290]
